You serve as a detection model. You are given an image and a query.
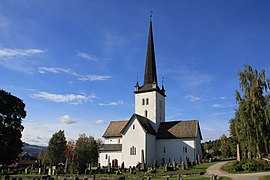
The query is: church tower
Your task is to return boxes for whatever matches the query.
[134,18,166,131]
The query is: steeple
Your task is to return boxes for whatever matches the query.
[144,18,157,85]
[134,17,165,97]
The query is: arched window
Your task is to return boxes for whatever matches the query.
[142,98,145,105]
[145,110,148,117]
[146,98,149,105]
[130,146,136,155]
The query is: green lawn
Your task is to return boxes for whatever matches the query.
[262,175,270,180]
[0,161,232,180]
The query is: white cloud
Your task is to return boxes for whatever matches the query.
[98,101,123,106]
[183,95,200,102]
[30,91,95,104]
[220,96,227,100]
[212,103,223,108]
[59,115,77,124]
[77,75,111,81]
[0,48,45,73]
[209,112,233,117]
[38,67,70,74]
[96,119,106,124]
[212,103,235,108]
[0,48,45,58]
[77,51,96,61]
[38,66,111,81]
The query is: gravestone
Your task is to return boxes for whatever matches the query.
[248,152,252,160]
[48,168,51,176]
[237,144,241,161]
[184,156,188,169]
[164,164,168,172]
[181,161,185,170]
[197,153,201,164]
[172,159,176,171]
[140,149,146,171]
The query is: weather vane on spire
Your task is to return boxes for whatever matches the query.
[150,11,153,19]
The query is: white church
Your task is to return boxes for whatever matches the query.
[99,19,203,167]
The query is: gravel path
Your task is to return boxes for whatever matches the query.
[206,161,270,180]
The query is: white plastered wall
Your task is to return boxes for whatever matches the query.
[135,91,165,131]
[156,138,196,165]
[146,133,156,166]
[122,117,146,167]
[99,151,122,167]
[104,137,122,144]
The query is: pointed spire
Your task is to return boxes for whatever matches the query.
[134,16,166,97]
[144,17,158,85]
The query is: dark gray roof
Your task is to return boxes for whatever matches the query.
[144,19,157,85]
[135,114,157,135]
[157,120,202,139]
[99,144,122,151]
[134,18,165,97]
[102,121,128,138]
[121,114,157,135]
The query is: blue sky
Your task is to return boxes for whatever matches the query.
[1,0,270,146]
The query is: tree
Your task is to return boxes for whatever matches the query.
[0,89,26,165]
[73,134,99,174]
[37,149,45,166]
[46,130,67,165]
[220,134,235,158]
[230,65,270,159]
[65,140,76,174]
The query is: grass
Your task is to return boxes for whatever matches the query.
[1,161,225,180]
[261,175,270,180]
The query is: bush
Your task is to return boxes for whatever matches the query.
[245,160,269,172]
[225,161,244,172]
[224,160,270,173]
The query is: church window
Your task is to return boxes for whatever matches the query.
[130,146,136,155]
[142,99,145,105]
[105,154,108,159]
[118,139,120,144]
[163,146,166,153]
[133,124,135,129]
[146,98,149,105]
[145,110,148,117]
[183,146,187,153]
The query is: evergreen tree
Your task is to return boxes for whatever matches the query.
[230,65,270,159]
[46,130,67,165]
[0,89,26,166]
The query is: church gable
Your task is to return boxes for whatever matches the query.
[121,114,156,135]
[157,120,201,139]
